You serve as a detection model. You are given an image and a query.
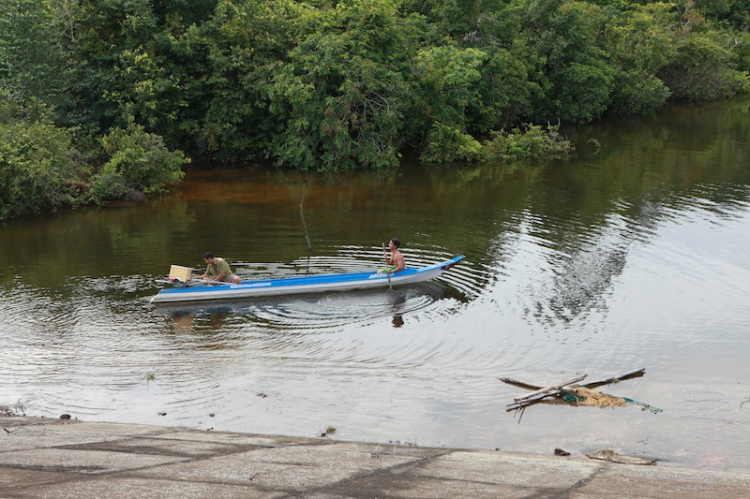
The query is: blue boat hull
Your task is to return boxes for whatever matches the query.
[151,255,465,304]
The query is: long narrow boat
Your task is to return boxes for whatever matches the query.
[151,255,465,304]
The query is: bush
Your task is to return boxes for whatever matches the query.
[0,97,82,220]
[482,123,574,162]
[420,122,483,163]
[89,120,188,204]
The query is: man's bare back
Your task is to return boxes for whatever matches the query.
[382,238,404,273]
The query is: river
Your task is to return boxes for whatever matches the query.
[1,98,749,470]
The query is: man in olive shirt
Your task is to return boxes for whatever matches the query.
[197,252,241,284]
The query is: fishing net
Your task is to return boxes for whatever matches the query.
[562,386,663,413]
[562,386,628,408]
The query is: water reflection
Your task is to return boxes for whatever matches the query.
[154,280,461,334]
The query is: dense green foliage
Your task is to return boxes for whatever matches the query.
[89,119,188,204]
[0,93,82,219]
[483,123,575,161]
[0,0,748,217]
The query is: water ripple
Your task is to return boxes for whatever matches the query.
[152,249,487,331]
[3,138,750,470]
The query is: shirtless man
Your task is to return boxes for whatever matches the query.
[197,252,242,284]
[379,238,405,274]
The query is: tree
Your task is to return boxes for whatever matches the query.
[604,3,675,115]
[164,0,304,161]
[265,0,421,170]
[0,0,74,115]
[522,0,617,123]
[659,32,750,100]
[469,45,540,132]
[69,0,164,134]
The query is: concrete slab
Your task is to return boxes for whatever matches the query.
[320,472,555,499]
[401,450,601,487]
[3,419,164,436]
[154,430,285,447]
[0,421,121,452]
[597,463,750,486]
[7,477,283,499]
[1,417,750,499]
[235,441,441,466]
[0,468,67,489]
[0,448,188,474]
[66,436,259,459]
[136,456,356,490]
[45,421,174,438]
[572,464,750,499]
[136,442,422,491]
[574,474,750,499]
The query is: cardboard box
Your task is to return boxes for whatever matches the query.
[168,265,193,282]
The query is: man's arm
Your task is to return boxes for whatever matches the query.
[197,265,210,280]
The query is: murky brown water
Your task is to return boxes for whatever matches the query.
[1,99,749,470]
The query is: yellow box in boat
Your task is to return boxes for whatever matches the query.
[168,265,193,282]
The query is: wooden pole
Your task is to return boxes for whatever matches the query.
[300,184,313,256]
[583,368,645,388]
[383,242,392,290]
[513,375,587,402]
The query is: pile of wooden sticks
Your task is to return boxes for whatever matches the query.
[501,368,646,411]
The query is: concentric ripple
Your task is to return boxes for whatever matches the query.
[153,248,488,331]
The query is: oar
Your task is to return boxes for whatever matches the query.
[382,242,392,290]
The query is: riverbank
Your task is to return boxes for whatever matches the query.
[0,416,748,498]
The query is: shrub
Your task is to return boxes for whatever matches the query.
[89,120,188,204]
[0,97,81,220]
[482,123,574,162]
[421,122,483,163]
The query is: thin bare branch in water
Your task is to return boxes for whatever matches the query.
[300,184,313,256]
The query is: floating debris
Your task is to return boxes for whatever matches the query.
[501,368,661,413]
[562,386,628,408]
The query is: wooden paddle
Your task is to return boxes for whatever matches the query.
[382,242,392,290]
